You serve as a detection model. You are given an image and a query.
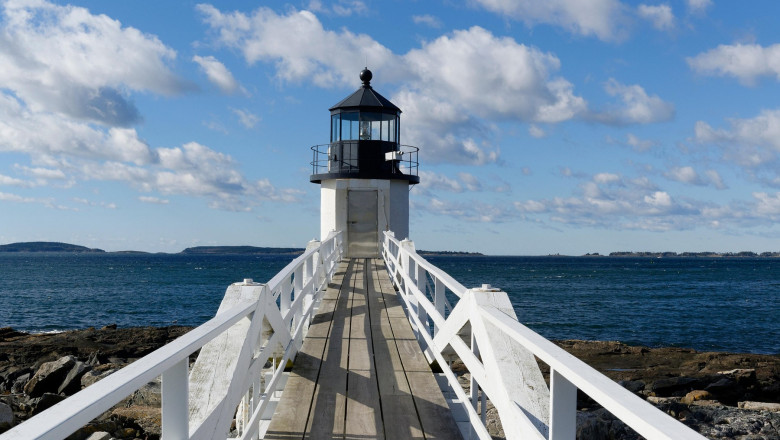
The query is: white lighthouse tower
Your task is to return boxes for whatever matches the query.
[310,69,419,257]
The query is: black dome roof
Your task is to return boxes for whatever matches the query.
[329,69,401,113]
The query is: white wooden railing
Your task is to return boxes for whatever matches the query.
[2,231,344,440]
[382,231,707,440]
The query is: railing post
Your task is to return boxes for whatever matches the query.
[550,368,577,440]
[433,278,445,336]
[162,358,189,440]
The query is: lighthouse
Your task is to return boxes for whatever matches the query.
[311,69,419,257]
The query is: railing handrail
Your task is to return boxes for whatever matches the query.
[2,231,344,440]
[381,230,707,440]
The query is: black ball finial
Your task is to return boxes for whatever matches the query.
[360,68,372,86]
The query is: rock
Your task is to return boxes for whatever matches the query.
[31,393,65,415]
[576,408,641,440]
[0,402,14,430]
[11,373,30,394]
[647,396,679,404]
[618,379,645,393]
[650,376,701,396]
[125,378,161,407]
[81,367,117,389]
[739,401,780,412]
[113,427,136,438]
[57,361,89,395]
[689,399,725,408]
[681,389,712,404]
[110,406,161,438]
[85,432,111,440]
[23,356,77,397]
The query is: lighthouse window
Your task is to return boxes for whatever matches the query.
[331,114,340,142]
[340,112,359,140]
[385,115,396,143]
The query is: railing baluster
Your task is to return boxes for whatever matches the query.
[433,278,444,336]
[549,368,577,440]
[162,358,189,440]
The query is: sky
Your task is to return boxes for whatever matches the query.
[0,0,779,255]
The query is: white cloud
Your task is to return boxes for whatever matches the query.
[231,108,260,129]
[687,43,780,86]
[418,171,464,193]
[197,4,400,88]
[471,0,628,41]
[687,0,712,15]
[637,4,675,30]
[399,27,586,163]
[593,172,620,184]
[626,133,654,151]
[193,55,241,94]
[0,174,32,187]
[754,192,780,217]
[694,109,780,168]
[307,0,368,16]
[412,14,442,28]
[665,166,726,189]
[198,6,589,164]
[528,125,546,138]
[594,79,674,124]
[16,166,67,180]
[139,196,170,204]
[73,197,116,209]
[0,0,186,126]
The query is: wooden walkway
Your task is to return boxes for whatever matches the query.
[265,258,461,439]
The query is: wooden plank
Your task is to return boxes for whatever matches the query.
[304,259,355,438]
[269,258,460,440]
[345,259,384,438]
[373,259,462,440]
[266,260,352,439]
[367,259,426,439]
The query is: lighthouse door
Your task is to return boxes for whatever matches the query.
[347,190,378,257]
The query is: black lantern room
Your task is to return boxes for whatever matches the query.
[310,69,419,184]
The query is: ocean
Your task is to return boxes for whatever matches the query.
[0,253,777,354]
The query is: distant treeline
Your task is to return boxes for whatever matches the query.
[605,251,780,258]
[0,242,105,253]
[180,246,305,255]
[417,250,484,256]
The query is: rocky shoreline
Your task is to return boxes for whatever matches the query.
[1,326,778,439]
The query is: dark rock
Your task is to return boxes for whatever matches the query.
[31,393,66,415]
[100,324,117,331]
[0,328,26,339]
[650,376,702,396]
[0,401,14,431]
[11,373,31,394]
[24,356,77,397]
[618,379,645,394]
[80,368,117,389]
[58,361,89,395]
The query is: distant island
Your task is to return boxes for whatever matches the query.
[0,242,105,253]
[180,246,305,255]
[588,251,780,258]
[0,241,775,257]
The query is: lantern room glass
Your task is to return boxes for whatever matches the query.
[330,111,398,143]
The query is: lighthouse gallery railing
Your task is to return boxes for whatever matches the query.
[381,231,706,440]
[1,231,344,440]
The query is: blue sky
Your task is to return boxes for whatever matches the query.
[0,0,779,255]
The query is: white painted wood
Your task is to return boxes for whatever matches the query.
[381,230,707,440]
[162,358,189,440]
[468,288,550,438]
[479,307,707,440]
[550,369,576,440]
[2,231,343,440]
